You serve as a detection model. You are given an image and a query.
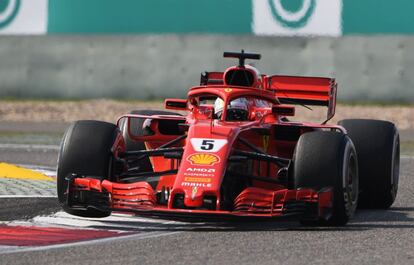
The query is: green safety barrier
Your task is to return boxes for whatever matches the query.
[2,0,414,34]
[47,0,414,35]
[343,0,414,34]
[47,0,252,33]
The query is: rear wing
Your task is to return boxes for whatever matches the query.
[266,75,337,121]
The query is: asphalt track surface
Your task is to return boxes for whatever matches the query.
[0,124,413,264]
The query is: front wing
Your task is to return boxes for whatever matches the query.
[66,177,333,221]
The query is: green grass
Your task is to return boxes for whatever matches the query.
[111,98,164,103]
[0,97,164,103]
[401,141,414,155]
[0,97,85,102]
[0,132,63,145]
[336,100,414,106]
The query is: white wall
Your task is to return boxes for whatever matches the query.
[0,35,413,102]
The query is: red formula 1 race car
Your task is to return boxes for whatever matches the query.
[57,51,400,225]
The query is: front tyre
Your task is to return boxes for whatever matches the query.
[293,131,358,226]
[57,120,120,218]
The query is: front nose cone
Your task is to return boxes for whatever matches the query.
[183,186,204,208]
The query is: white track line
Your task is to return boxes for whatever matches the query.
[2,211,186,254]
[0,195,56,198]
[0,203,187,253]
[0,143,59,151]
[28,211,183,229]
[17,164,56,172]
[0,231,180,254]
[16,164,56,177]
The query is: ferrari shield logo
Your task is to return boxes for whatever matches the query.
[191,186,198,200]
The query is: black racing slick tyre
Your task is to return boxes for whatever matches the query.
[119,110,181,173]
[293,131,358,226]
[338,119,400,209]
[57,120,119,218]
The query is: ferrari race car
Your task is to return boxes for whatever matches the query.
[57,51,400,225]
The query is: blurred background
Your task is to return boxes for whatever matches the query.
[0,0,413,102]
[1,2,414,261]
[0,0,412,202]
[0,0,413,150]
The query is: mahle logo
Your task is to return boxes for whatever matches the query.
[268,0,316,29]
[253,0,342,36]
[0,0,20,29]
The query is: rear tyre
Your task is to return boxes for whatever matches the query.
[119,110,181,173]
[338,119,400,209]
[57,120,119,218]
[293,131,358,226]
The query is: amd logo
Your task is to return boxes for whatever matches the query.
[186,168,215,173]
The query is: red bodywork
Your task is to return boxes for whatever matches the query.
[67,56,342,221]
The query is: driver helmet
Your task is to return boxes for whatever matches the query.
[214,97,249,121]
[214,98,225,119]
[142,118,155,136]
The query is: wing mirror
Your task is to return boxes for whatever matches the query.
[165,99,188,110]
[272,105,295,116]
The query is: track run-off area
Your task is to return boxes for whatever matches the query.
[0,142,413,264]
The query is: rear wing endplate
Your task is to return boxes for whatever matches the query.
[266,75,337,121]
